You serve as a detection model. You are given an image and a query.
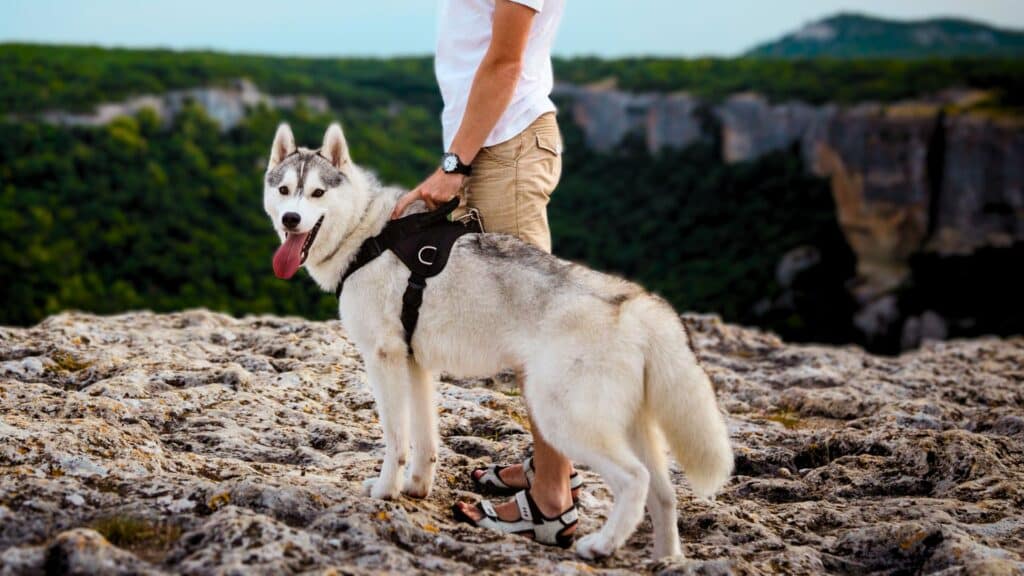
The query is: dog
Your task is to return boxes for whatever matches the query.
[263,122,734,560]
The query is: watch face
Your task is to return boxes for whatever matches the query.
[443,155,458,172]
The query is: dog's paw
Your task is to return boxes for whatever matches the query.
[653,540,683,561]
[576,532,616,560]
[362,477,400,500]
[402,474,432,499]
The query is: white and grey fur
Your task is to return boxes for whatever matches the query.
[263,123,734,560]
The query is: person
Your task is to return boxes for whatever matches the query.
[391,0,575,546]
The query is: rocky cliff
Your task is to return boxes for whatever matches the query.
[2,310,1022,574]
[557,84,1024,347]
[29,79,329,131]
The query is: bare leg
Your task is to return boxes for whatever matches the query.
[457,370,575,525]
[527,409,574,513]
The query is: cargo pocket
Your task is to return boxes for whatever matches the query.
[535,131,562,157]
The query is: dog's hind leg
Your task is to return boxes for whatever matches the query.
[572,443,649,559]
[629,416,682,559]
[526,367,649,560]
[362,350,411,500]
[403,358,437,499]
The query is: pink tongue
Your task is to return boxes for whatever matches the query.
[272,232,309,279]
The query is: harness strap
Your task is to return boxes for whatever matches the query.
[401,273,426,355]
[336,236,385,298]
[335,197,481,357]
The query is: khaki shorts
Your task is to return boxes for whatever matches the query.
[454,112,562,253]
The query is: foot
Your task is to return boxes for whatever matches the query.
[471,462,528,490]
[471,460,583,500]
[453,486,577,539]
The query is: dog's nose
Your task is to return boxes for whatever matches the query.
[282,212,301,230]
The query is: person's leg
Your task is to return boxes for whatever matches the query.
[456,113,574,523]
[521,372,574,513]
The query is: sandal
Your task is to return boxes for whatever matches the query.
[452,489,578,549]
[471,456,584,501]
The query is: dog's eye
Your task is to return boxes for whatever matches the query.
[312,188,326,198]
[278,186,289,195]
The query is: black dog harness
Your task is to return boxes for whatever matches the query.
[335,198,482,355]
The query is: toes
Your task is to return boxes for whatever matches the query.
[455,501,481,522]
[364,477,399,500]
[403,476,431,499]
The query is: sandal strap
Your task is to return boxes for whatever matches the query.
[475,498,536,534]
[471,491,578,548]
[479,499,499,520]
[523,456,585,492]
[473,464,514,491]
[514,490,535,523]
[519,489,579,526]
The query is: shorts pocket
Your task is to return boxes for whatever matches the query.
[535,131,562,157]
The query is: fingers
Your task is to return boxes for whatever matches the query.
[391,188,420,220]
[391,172,462,219]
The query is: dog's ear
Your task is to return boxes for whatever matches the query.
[321,123,350,170]
[268,123,296,169]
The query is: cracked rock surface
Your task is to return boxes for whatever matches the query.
[1,310,1022,575]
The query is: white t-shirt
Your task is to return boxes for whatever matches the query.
[436,0,565,151]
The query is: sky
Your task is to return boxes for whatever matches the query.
[1,0,1022,58]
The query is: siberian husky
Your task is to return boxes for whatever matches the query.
[263,123,733,560]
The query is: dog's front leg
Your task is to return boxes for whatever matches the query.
[403,358,437,498]
[362,352,410,500]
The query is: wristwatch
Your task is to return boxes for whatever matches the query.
[441,152,472,176]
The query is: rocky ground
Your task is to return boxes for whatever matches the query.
[0,310,1022,575]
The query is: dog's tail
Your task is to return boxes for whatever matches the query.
[642,303,733,499]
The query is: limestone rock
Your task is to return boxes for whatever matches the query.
[930,114,1024,255]
[1,310,1022,574]
[555,84,1024,317]
[715,93,833,167]
[554,83,704,154]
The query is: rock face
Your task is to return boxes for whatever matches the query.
[557,84,1024,347]
[931,114,1024,255]
[558,84,1024,269]
[716,93,833,168]
[554,83,704,153]
[814,103,941,296]
[1,310,1022,574]
[33,79,329,131]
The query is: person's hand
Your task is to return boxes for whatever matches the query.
[391,168,466,219]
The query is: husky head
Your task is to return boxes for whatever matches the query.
[264,123,370,281]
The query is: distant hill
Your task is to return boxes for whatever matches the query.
[747,13,1024,59]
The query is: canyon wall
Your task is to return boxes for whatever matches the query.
[33,79,328,131]
[557,83,1024,344]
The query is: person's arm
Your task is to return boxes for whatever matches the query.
[392,0,536,218]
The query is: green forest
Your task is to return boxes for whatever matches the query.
[1,44,1021,344]
[4,44,1024,113]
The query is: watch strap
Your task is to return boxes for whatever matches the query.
[442,152,472,176]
